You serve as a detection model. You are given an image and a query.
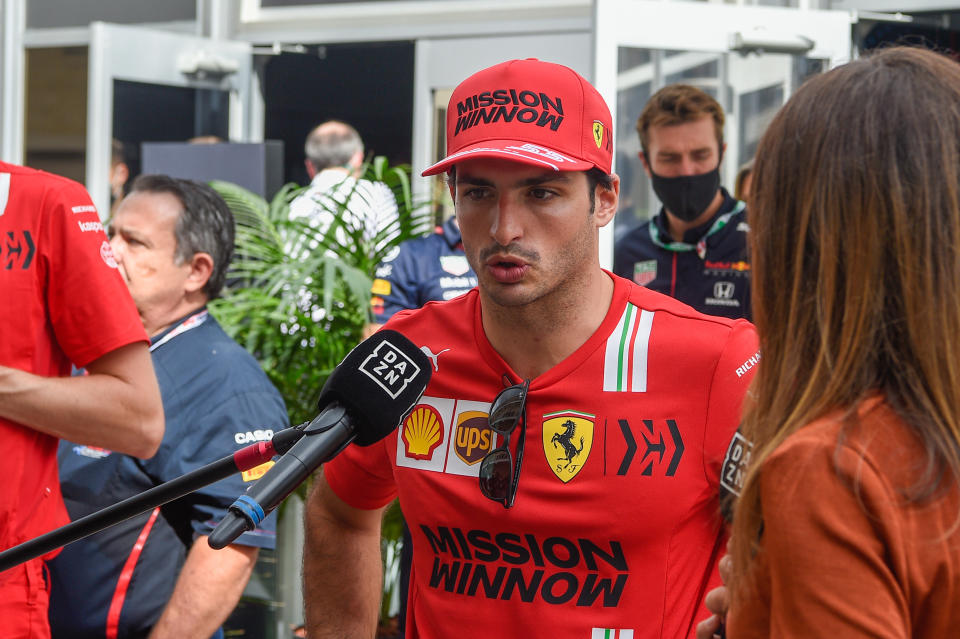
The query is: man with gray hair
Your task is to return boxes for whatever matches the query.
[290,120,399,256]
[48,175,288,639]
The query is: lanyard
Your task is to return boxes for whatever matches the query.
[149,309,209,353]
[648,200,746,259]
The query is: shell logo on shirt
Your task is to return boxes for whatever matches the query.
[396,397,493,477]
[542,410,595,482]
[402,404,445,460]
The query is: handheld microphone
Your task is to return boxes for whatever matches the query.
[208,329,431,549]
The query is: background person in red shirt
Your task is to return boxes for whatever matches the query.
[0,161,163,639]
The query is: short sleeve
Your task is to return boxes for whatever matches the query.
[702,319,759,485]
[323,435,398,510]
[43,179,146,367]
[153,387,288,549]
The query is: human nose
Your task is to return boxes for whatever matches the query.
[489,194,523,247]
[109,235,125,264]
[678,155,699,176]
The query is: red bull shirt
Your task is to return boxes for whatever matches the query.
[613,189,751,321]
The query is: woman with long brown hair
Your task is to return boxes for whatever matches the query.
[725,46,960,637]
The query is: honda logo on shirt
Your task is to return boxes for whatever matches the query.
[713,281,735,300]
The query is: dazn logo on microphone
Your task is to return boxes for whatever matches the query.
[359,339,423,399]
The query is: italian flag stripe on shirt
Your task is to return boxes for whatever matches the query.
[603,304,654,392]
[591,630,634,639]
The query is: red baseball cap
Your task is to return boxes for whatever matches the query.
[422,58,613,176]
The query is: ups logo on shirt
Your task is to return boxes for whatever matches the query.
[454,411,494,465]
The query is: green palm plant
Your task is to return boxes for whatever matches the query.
[208,157,430,635]
[209,157,431,426]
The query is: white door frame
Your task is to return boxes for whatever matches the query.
[592,0,855,268]
[86,21,254,217]
[1,0,26,164]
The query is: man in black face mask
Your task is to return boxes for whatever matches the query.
[613,84,750,320]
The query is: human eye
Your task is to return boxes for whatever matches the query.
[528,187,555,201]
[122,233,144,247]
[461,186,491,201]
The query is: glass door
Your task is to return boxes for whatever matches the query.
[593,0,853,267]
[86,22,255,217]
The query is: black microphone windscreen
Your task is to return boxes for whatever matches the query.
[317,329,431,446]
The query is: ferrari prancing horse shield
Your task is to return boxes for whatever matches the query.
[542,410,595,483]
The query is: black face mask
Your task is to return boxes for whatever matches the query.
[649,165,720,223]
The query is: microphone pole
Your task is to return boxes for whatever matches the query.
[0,426,303,574]
[207,329,434,550]
[208,404,352,549]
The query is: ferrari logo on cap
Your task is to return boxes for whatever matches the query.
[592,121,604,149]
[542,410,595,483]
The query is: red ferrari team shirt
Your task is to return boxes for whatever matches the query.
[0,161,147,555]
[325,274,758,639]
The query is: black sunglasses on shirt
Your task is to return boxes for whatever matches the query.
[478,379,530,509]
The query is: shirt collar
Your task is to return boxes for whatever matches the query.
[150,306,209,346]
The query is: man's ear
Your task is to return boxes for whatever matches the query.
[184,252,214,296]
[348,150,365,176]
[638,150,652,178]
[304,159,317,180]
[593,174,621,229]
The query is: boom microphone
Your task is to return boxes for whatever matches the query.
[208,329,431,549]
[0,427,301,573]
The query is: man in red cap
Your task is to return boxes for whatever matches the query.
[304,58,758,639]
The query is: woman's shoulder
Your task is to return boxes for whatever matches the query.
[769,397,930,499]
